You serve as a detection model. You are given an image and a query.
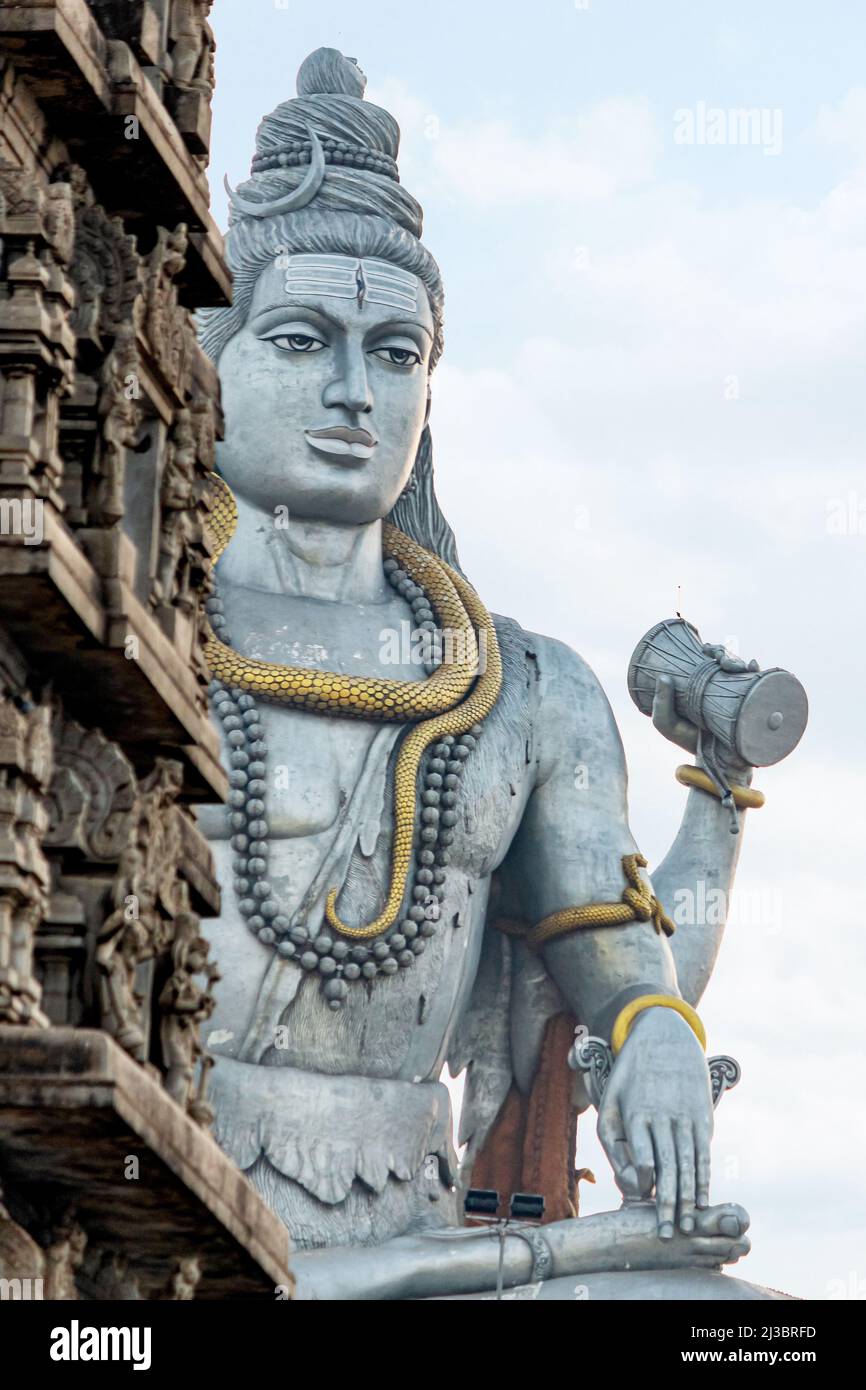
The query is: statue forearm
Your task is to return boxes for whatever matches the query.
[540,919,679,1042]
[535,783,751,1035]
[652,786,748,1006]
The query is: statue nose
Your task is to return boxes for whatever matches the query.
[323,351,373,414]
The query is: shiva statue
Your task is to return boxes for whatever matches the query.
[196,48,806,1300]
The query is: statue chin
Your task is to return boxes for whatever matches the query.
[214,447,412,530]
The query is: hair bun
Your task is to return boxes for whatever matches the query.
[255,49,399,165]
[297,48,367,100]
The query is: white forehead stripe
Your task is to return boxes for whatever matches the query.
[283,255,419,313]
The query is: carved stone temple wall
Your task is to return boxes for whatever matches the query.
[0,0,293,1300]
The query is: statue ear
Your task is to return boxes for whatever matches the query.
[423,386,432,429]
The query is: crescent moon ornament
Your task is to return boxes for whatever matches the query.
[224,124,327,219]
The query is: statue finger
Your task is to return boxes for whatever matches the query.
[651,675,677,731]
[620,1115,655,1198]
[695,1122,712,1209]
[651,677,698,753]
[599,1103,651,1196]
[650,1120,678,1237]
[613,1162,646,1201]
[674,1118,697,1232]
[597,1102,628,1171]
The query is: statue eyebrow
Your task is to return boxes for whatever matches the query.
[367,318,433,341]
[251,303,432,338]
[251,300,345,330]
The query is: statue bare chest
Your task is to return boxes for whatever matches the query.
[198,590,535,1077]
[201,582,449,835]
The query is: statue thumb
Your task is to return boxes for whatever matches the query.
[616,1162,654,1201]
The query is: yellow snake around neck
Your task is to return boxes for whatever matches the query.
[204,472,503,939]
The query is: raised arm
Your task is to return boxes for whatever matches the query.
[647,676,752,1005]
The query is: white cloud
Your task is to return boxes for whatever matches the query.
[813,86,866,164]
[369,79,662,206]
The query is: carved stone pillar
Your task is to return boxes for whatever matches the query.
[0,694,53,1026]
[0,168,76,506]
[2,366,37,442]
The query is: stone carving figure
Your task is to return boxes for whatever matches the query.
[157,1254,202,1300]
[142,224,191,393]
[158,909,220,1110]
[155,408,201,610]
[195,49,797,1299]
[94,845,154,1057]
[0,1184,46,1292]
[44,1213,87,1301]
[89,325,140,526]
[169,1,215,93]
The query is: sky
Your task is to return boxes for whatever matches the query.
[207,0,866,1300]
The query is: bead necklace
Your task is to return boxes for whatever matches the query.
[206,561,483,1010]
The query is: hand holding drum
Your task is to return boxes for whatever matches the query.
[627,618,808,770]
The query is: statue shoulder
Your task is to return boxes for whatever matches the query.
[501,623,625,782]
[506,623,611,710]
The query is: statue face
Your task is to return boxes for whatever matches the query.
[215,254,434,525]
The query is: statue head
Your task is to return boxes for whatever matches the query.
[199,48,459,565]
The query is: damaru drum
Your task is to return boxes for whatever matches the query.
[627,618,808,767]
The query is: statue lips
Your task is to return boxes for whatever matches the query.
[304,426,378,463]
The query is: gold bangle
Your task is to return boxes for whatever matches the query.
[675,764,765,810]
[611,994,707,1056]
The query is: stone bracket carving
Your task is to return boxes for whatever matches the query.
[66,167,144,348]
[45,718,137,860]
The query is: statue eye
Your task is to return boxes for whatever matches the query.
[269,333,325,353]
[370,346,422,367]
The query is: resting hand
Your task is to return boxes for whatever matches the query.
[597,1006,714,1237]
